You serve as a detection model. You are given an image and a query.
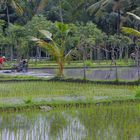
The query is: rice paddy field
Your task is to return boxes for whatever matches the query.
[1,104,140,140]
[0,81,136,106]
[0,81,140,140]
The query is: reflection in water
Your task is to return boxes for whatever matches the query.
[0,104,140,140]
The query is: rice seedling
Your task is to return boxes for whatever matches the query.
[135,86,140,98]
[0,81,138,139]
[0,81,136,107]
[0,103,140,140]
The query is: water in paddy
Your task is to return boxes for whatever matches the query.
[0,104,140,140]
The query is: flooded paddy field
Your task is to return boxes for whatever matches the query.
[31,66,140,81]
[0,104,140,140]
[0,81,139,140]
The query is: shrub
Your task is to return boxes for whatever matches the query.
[135,87,140,98]
[24,98,33,104]
[85,61,93,67]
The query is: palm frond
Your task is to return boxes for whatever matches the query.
[87,0,110,15]
[30,37,40,42]
[11,0,23,15]
[65,49,74,61]
[37,40,60,58]
[39,30,52,41]
[87,1,102,15]
[36,0,48,13]
[121,27,140,37]
[55,22,69,33]
[127,12,140,21]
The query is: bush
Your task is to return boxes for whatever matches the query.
[24,98,33,104]
[135,87,140,98]
[85,60,93,67]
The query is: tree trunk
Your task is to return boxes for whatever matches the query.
[57,59,64,77]
[83,54,86,80]
[58,0,63,23]
[90,47,93,61]
[119,46,123,60]
[136,47,140,81]
[97,46,101,64]
[117,9,121,35]
[105,47,109,61]
[6,5,10,25]
[10,45,13,61]
[36,47,41,61]
[114,60,118,81]
[112,45,118,81]
[124,46,129,63]
[83,60,86,80]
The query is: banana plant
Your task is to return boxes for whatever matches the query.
[31,23,74,77]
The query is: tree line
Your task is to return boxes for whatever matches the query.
[0,0,139,63]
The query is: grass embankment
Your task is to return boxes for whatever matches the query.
[28,60,135,68]
[0,81,139,111]
[3,59,135,69]
[0,74,48,81]
[0,74,139,85]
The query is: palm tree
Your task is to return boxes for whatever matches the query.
[87,0,139,35]
[0,0,24,14]
[0,0,23,26]
[121,12,140,37]
[0,0,48,13]
[87,0,123,34]
[32,22,74,77]
[121,12,140,80]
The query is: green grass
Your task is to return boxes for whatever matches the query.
[3,59,135,69]
[28,59,135,68]
[1,103,140,139]
[135,86,140,98]
[0,74,48,81]
[0,81,137,108]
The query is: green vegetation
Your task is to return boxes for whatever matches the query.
[32,22,75,77]
[2,59,135,70]
[135,87,140,98]
[0,81,137,108]
[0,74,48,81]
[0,0,139,70]
[1,104,140,139]
[0,0,140,139]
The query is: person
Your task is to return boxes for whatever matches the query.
[22,59,28,72]
[11,58,28,72]
[0,56,6,69]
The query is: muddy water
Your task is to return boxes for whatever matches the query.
[31,67,139,80]
[0,67,139,80]
[0,104,140,140]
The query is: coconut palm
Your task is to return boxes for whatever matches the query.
[0,0,24,14]
[31,22,74,77]
[87,0,139,35]
[121,12,140,80]
[87,0,123,34]
[0,0,48,16]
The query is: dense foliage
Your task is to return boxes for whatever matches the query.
[0,0,139,63]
